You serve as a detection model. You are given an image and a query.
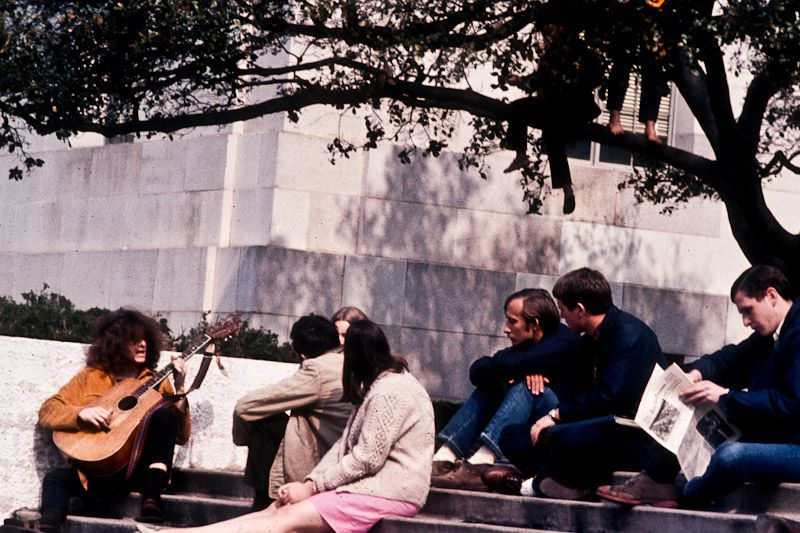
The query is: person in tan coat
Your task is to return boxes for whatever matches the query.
[37,308,191,531]
[232,314,353,510]
[158,320,434,533]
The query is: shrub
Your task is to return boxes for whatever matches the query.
[168,313,297,363]
[0,287,297,362]
[0,285,106,343]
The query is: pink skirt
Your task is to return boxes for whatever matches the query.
[309,491,420,533]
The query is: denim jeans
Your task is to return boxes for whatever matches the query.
[437,382,557,460]
[684,441,800,505]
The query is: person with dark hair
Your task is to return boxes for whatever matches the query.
[597,264,800,508]
[431,288,583,491]
[36,308,191,530]
[330,306,369,345]
[160,320,434,533]
[232,314,353,511]
[497,268,667,499]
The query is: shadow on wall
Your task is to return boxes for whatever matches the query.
[33,426,67,483]
[342,148,563,399]
[561,224,734,357]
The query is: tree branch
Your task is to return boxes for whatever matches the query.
[739,67,782,154]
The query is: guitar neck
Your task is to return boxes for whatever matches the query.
[147,334,214,390]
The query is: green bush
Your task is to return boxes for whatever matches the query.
[168,313,297,363]
[0,285,106,343]
[0,286,296,363]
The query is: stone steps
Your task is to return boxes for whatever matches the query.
[7,468,800,532]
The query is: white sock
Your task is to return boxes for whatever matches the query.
[433,444,458,463]
[466,445,496,465]
[520,477,535,496]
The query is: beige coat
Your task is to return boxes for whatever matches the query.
[232,349,352,497]
[307,370,435,508]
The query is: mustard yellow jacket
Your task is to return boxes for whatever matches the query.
[39,366,191,445]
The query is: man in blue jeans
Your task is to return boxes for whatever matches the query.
[497,268,668,499]
[432,288,583,490]
[597,264,800,508]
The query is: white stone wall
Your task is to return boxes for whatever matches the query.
[0,335,298,518]
[1,87,794,403]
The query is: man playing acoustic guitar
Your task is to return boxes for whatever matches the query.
[36,308,191,531]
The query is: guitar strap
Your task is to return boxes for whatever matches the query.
[171,350,226,400]
[126,352,225,479]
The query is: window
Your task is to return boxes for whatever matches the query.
[566,77,673,166]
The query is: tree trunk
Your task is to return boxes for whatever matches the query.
[716,159,800,284]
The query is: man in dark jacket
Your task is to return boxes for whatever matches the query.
[431,288,583,490]
[598,264,800,507]
[498,267,668,498]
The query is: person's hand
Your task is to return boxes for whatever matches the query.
[277,481,315,505]
[525,374,549,395]
[679,380,728,406]
[686,369,703,383]
[171,354,187,392]
[78,406,111,430]
[530,413,556,446]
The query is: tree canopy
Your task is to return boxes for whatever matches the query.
[1,1,799,276]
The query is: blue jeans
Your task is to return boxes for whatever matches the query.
[437,382,557,460]
[684,441,800,505]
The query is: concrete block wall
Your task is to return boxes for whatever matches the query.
[2,100,794,403]
[0,335,298,519]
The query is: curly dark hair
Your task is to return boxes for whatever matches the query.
[86,308,163,374]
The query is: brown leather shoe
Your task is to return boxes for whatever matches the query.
[596,472,679,508]
[534,476,594,500]
[481,466,524,495]
[432,460,458,477]
[432,462,490,491]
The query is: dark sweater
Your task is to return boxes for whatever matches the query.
[690,300,800,443]
[558,306,667,422]
[469,324,585,400]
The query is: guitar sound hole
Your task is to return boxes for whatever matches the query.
[118,396,138,410]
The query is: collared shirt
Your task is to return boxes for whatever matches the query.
[774,319,785,342]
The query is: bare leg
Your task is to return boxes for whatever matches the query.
[608,110,624,136]
[645,120,661,144]
[152,500,332,533]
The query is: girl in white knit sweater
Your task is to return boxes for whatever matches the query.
[157,320,434,533]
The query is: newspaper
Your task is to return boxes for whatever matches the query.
[616,363,740,479]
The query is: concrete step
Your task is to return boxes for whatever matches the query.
[424,488,758,533]
[375,515,565,532]
[169,468,800,517]
[169,469,251,500]
[16,468,799,532]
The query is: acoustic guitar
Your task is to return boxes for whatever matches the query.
[52,316,241,477]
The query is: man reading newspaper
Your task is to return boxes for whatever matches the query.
[597,265,800,508]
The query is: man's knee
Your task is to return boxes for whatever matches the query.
[708,441,747,475]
